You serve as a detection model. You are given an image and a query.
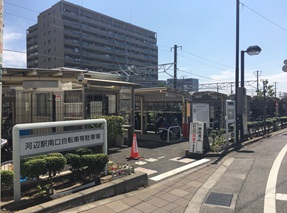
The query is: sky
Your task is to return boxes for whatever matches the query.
[3,0,287,96]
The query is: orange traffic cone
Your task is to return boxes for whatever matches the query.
[127,134,141,160]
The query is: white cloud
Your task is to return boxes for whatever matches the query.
[3,32,23,43]
[209,70,234,82]
[3,28,26,68]
[3,50,26,68]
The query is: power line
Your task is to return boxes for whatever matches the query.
[241,2,287,33]
[178,54,229,70]
[177,69,225,82]
[4,2,39,13]
[181,49,234,69]
[3,48,26,54]
[4,12,35,22]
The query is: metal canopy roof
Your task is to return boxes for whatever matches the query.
[84,78,141,88]
[135,87,191,102]
[2,67,140,89]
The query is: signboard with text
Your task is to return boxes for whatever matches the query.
[20,129,104,157]
[189,122,204,154]
[192,103,209,128]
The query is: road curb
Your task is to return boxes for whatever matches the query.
[15,172,148,213]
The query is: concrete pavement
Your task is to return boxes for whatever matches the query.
[60,158,224,213]
[60,130,287,213]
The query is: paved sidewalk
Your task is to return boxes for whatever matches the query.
[60,160,222,213]
[61,130,287,213]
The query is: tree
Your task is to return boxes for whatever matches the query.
[257,80,275,97]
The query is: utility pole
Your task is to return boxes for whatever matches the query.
[235,0,240,144]
[274,82,278,98]
[263,80,267,135]
[0,0,3,202]
[171,45,182,89]
[253,70,261,95]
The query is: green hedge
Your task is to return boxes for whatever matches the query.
[1,170,14,188]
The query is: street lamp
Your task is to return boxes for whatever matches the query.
[239,45,262,141]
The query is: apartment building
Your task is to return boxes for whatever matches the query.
[167,78,199,92]
[27,1,158,81]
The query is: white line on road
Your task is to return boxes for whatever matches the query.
[276,193,287,201]
[150,158,210,181]
[264,143,287,213]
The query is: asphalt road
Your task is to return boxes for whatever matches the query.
[197,131,287,213]
[108,135,213,185]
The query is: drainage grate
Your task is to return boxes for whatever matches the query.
[205,192,233,207]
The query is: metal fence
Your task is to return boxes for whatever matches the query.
[1,88,118,137]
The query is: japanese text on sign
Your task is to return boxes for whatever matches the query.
[20,129,104,157]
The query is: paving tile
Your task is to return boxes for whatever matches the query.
[174,197,190,207]
[188,181,202,188]
[134,202,159,213]
[162,203,179,211]
[106,201,130,212]
[177,178,191,185]
[170,189,189,197]
[120,196,142,207]
[144,188,161,196]
[86,205,115,213]
[119,208,142,213]
[170,206,185,213]
[153,208,170,213]
[146,197,169,208]
[184,185,197,194]
[184,191,196,200]
[160,192,181,202]
[134,191,153,201]
[195,174,210,183]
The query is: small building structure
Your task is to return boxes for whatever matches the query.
[2,67,140,144]
[134,87,191,136]
[190,91,228,130]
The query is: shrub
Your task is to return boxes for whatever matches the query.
[209,129,226,152]
[92,115,124,141]
[65,153,82,172]
[1,170,14,188]
[23,158,47,184]
[81,153,108,184]
[75,147,93,156]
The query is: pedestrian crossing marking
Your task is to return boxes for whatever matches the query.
[135,167,158,175]
[150,158,210,181]
[135,161,147,165]
[145,158,158,162]
[276,193,287,201]
[169,157,195,163]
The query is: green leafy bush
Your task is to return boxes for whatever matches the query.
[92,115,124,141]
[1,170,14,188]
[23,158,47,183]
[209,129,226,152]
[75,147,93,156]
[65,153,82,172]
[81,153,108,183]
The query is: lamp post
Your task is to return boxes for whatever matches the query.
[239,45,261,141]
